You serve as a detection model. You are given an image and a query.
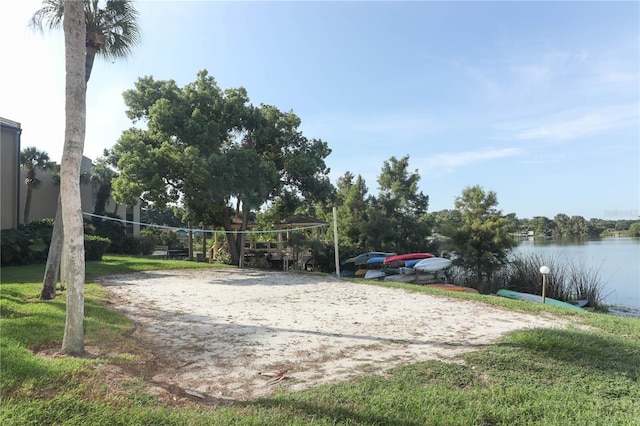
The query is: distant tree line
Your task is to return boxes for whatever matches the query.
[431,211,639,238]
[517,214,636,238]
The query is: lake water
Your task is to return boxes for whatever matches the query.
[516,237,640,316]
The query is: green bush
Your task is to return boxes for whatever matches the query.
[214,250,233,265]
[137,227,181,255]
[1,221,119,264]
[138,232,159,255]
[84,235,111,261]
[119,236,141,255]
[244,253,270,269]
[158,230,179,246]
[91,215,142,255]
[0,219,54,266]
[94,216,128,253]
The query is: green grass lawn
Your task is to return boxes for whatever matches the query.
[1,256,639,425]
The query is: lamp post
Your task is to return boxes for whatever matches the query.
[540,265,550,303]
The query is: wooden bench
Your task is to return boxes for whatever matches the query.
[151,245,169,260]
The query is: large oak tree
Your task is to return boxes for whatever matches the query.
[111,70,332,265]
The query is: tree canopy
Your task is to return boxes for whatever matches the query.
[368,155,431,253]
[444,185,517,292]
[316,155,433,256]
[111,70,332,264]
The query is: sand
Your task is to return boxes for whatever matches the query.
[99,268,564,401]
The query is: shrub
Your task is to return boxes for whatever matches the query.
[94,215,128,253]
[214,250,233,265]
[137,227,182,255]
[1,221,118,265]
[84,235,111,261]
[92,215,142,255]
[158,230,179,247]
[244,253,270,269]
[138,233,159,255]
[0,220,54,266]
[118,236,141,255]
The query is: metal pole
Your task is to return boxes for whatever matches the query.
[333,207,340,277]
[542,274,547,304]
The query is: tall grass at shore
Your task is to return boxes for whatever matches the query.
[447,250,606,308]
[498,250,606,307]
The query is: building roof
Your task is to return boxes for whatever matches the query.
[0,117,21,129]
[279,215,329,228]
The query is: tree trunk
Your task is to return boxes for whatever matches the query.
[60,1,87,356]
[23,186,33,224]
[238,204,250,268]
[188,221,193,261]
[41,197,63,300]
[92,184,109,225]
[85,48,97,82]
[41,26,99,300]
[220,206,240,265]
[201,224,207,261]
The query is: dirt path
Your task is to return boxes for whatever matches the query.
[99,268,564,401]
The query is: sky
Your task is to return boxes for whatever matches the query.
[1,0,639,221]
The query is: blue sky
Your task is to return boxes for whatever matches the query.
[2,1,638,220]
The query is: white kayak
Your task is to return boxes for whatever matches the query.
[364,270,386,280]
[413,257,452,272]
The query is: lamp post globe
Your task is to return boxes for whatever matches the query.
[539,265,550,303]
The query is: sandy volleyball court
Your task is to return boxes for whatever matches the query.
[99,268,564,401]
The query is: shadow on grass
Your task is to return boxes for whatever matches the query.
[0,264,46,284]
[488,328,640,380]
[256,397,425,426]
[1,256,222,284]
[253,363,475,426]
[85,258,177,280]
[0,338,58,391]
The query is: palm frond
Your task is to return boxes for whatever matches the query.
[29,0,64,32]
[31,0,140,60]
[95,0,141,60]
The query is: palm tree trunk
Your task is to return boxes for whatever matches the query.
[41,21,100,303]
[23,186,33,224]
[36,0,140,305]
[41,197,63,300]
[85,48,97,82]
[60,1,87,356]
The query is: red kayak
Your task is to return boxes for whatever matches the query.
[383,253,434,264]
